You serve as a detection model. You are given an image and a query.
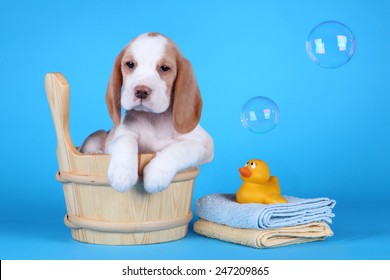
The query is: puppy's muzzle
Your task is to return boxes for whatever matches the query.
[135,85,152,100]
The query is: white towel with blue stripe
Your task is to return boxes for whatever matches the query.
[195,194,336,229]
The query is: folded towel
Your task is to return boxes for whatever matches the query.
[194,219,334,248]
[195,194,336,229]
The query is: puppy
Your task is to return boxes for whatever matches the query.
[80,32,214,193]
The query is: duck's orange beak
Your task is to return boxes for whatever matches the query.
[239,167,252,177]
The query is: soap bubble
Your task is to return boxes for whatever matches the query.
[306,21,356,68]
[241,96,279,134]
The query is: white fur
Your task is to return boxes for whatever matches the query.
[121,35,170,113]
[107,110,213,192]
[104,33,214,193]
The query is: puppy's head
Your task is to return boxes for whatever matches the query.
[106,32,202,134]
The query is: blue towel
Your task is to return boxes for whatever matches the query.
[195,194,336,229]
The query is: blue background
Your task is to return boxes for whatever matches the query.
[1,0,390,260]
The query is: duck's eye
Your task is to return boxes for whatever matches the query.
[126,61,135,69]
[160,65,170,72]
[250,162,256,169]
[245,161,249,167]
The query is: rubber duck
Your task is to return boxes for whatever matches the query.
[236,159,288,204]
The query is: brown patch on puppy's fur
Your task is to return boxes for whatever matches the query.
[147,32,160,37]
[172,56,202,134]
[106,49,125,126]
[157,41,178,101]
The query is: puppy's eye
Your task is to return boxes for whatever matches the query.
[126,61,135,69]
[160,65,170,72]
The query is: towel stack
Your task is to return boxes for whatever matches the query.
[194,194,336,248]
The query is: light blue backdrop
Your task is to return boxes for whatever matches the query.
[1,0,389,259]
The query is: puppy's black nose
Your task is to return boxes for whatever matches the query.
[135,85,152,100]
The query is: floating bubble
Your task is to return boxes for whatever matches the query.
[241,96,279,134]
[306,21,356,68]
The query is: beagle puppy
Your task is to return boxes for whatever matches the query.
[80,32,214,193]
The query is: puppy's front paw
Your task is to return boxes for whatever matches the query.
[143,160,177,193]
[107,162,138,192]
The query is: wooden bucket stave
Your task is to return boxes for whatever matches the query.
[45,73,198,245]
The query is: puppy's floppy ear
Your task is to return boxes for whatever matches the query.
[106,49,125,126]
[172,56,202,134]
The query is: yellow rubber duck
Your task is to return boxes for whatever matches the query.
[236,159,288,204]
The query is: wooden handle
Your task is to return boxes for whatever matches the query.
[45,73,79,172]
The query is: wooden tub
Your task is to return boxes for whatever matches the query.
[45,73,198,245]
